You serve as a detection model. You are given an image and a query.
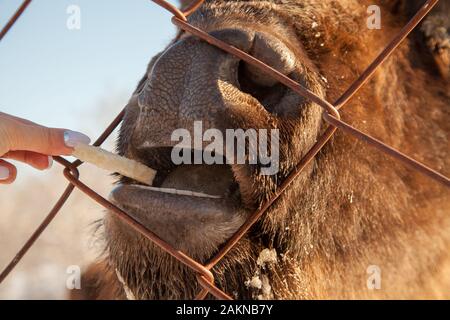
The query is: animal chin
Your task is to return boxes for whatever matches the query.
[109,151,248,260]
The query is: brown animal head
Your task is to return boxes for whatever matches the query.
[98,0,450,300]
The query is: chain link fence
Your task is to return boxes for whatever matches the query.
[0,0,448,300]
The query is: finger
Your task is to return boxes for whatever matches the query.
[8,122,90,156]
[0,159,17,184]
[3,151,53,170]
[0,112,38,126]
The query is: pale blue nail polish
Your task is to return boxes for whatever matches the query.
[64,130,91,148]
[0,166,10,180]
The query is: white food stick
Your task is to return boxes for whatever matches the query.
[72,143,156,185]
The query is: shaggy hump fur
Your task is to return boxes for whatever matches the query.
[74,0,450,300]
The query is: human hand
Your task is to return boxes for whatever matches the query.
[0,112,90,184]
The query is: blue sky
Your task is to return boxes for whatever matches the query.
[0,0,176,134]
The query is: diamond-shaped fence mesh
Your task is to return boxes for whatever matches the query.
[0,0,448,300]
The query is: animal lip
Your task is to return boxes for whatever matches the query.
[108,162,245,253]
[113,144,240,198]
[109,183,235,217]
[111,162,239,201]
[109,155,242,217]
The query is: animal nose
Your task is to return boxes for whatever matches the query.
[130,27,296,152]
[130,29,256,150]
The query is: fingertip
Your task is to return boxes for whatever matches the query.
[37,127,88,156]
[0,166,9,180]
[51,128,77,156]
[54,129,91,156]
[63,130,91,149]
[30,154,54,170]
[2,151,53,171]
[0,161,17,184]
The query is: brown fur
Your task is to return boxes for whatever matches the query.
[70,261,125,300]
[77,0,449,299]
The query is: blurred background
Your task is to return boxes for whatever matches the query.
[0,0,176,299]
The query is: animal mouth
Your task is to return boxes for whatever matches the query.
[107,28,308,257]
[109,147,247,257]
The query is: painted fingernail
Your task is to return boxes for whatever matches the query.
[47,156,53,170]
[0,166,10,180]
[64,130,91,148]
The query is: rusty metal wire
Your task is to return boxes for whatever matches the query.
[0,0,448,300]
[0,0,32,41]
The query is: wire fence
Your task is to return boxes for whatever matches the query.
[0,0,448,300]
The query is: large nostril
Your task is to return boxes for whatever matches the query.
[226,31,297,112]
[238,60,287,113]
[244,32,296,87]
[207,28,298,112]
[209,29,296,84]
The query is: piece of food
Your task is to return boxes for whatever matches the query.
[72,143,221,199]
[72,143,156,185]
